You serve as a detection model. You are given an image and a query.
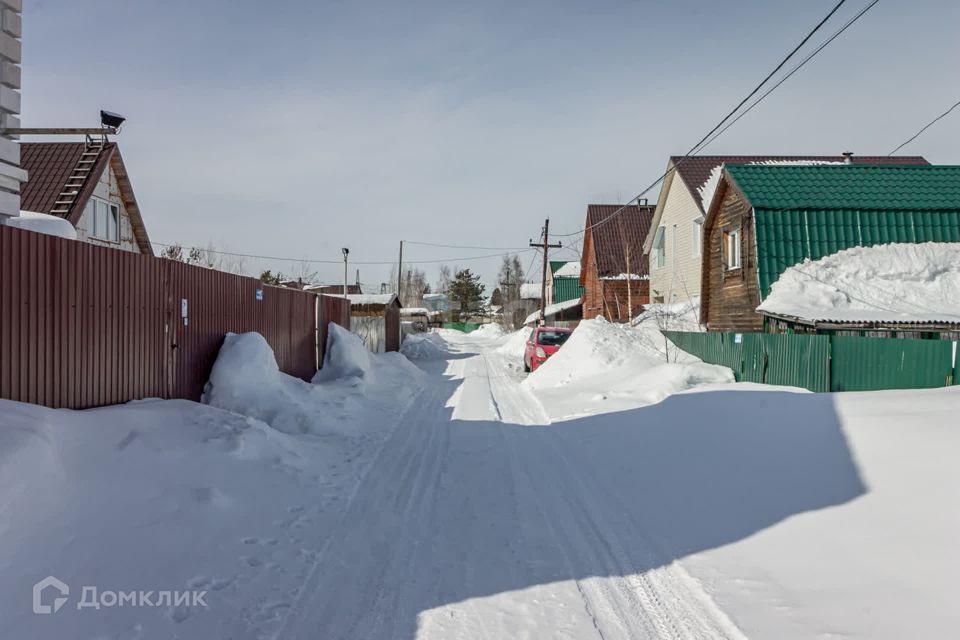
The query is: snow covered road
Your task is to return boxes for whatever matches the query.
[3,325,958,639]
[278,334,748,639]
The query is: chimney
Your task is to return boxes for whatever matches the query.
[842,151,854,164]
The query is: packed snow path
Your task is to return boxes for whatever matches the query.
[278,332,747,640]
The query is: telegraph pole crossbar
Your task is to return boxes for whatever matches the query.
[530,218,562,326]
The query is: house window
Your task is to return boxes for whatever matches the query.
[89,198,120,242]
[723,228,741,270]
[692,216,704,257]
[652,225,666,269]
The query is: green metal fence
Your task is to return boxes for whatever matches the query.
[664,331,957,392]
[442,322,484,333]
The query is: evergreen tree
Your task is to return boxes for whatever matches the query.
[448,268,486,314]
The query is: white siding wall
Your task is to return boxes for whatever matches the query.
[648,179,704,303]
[0,0,24,222]
[74,162,141,253]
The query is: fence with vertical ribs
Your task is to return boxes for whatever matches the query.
[0,224,336,409]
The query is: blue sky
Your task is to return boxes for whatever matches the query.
[20,0,960,289]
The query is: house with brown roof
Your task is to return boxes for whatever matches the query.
[19,141,153,254]
[641,154,928,305]
[579,203,655,322]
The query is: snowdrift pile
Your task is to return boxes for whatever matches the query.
[401,331,452,361]
[204,324,423,436]
[758,242,960,323]
[525,306,732,419]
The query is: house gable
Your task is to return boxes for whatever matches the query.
[19,142,153,255]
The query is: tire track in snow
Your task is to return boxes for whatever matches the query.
[482,349,748,640]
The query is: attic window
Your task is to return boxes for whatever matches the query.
[723,228,741,270]
[87,197,120,243]
[652,226,666,269]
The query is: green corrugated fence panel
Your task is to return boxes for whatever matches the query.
[760,333,830,392]
[830,336,955,391]
[442,322,483,333]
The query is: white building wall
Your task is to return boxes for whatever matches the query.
[648,178,705,303]
[74,162,142,253]
[0,0,24,222]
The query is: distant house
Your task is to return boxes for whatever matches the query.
[701,164,960,332]
[547,261,584,305]
[303,283,362,295]
[345,293,401,353]
[580,203,655,322]
[642,155,929,304]
[19,142,153,254]
[758,243,960,340]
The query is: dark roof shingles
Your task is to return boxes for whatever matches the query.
[586,204,656,277]
[20,142,115,219]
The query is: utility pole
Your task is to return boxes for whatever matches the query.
[529,218,562,326]
[341,247,349,297]
[397,240,404,301]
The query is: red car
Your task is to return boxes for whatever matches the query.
[524,326,573,372]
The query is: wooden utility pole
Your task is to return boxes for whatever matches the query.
[529,218,562,326]
[397,240,404,301]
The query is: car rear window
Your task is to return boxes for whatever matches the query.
[537,330,571,346]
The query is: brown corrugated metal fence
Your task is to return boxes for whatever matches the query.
[0,225,318,409]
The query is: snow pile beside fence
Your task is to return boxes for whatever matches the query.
[204,328,423,436]
[525,315,732,420]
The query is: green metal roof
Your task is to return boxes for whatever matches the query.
[549,260,568,275]
[723,165,960,299]
[552,276,584,304]
[727,165,960,211]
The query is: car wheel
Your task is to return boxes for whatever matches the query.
[523,359,530,373]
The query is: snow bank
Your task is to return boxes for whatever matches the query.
[4,210,78,240]
[473,323,504,337]
[496,327,532,360]
[758,242,960,324]
[401,332,451,361]
[525,312,731,419]
[314,323,373,381]
[204,327,422,436]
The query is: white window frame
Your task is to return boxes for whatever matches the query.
[692,216,704,257]
[652,226,666,270]
[88,197,120,243]
[723,228,741,270]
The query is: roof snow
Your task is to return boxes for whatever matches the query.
[5,211,78,240]
[524,298,582,325]
[520,283,542,300]
[757,242,960,325]
[344,293,398,306]
[553,262,581,278]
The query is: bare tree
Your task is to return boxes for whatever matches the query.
[435,265,453,295]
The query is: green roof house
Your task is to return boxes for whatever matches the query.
[700,164,960,332]
[547,260,584,304]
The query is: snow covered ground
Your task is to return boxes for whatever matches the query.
[1,320,958,639]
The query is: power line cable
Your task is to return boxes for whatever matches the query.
[402,240,531,251]
[151,241,535,266]
[888,98,960,156]
[554,0,873,240]
[697,0,881,154]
